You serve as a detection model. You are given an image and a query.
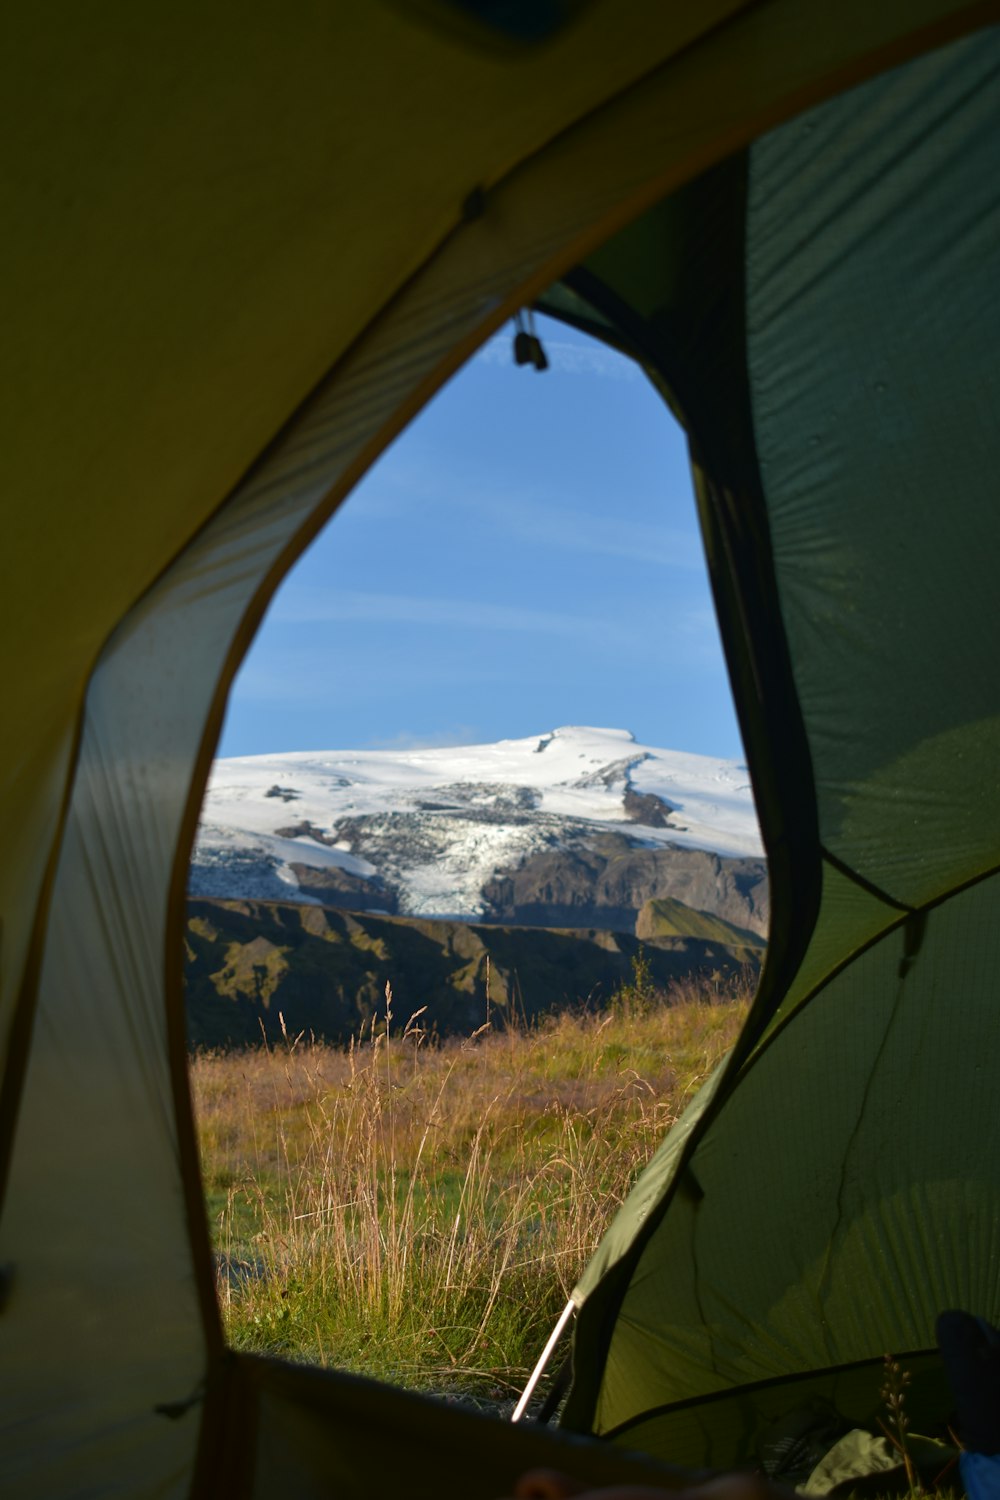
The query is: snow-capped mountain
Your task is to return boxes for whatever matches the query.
[191,726,765,932]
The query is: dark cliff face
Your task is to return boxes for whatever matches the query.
[184,897,761,1050]
[289,861,398,914]
[480,842,769,938]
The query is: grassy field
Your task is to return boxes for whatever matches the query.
[190,968,750,1400]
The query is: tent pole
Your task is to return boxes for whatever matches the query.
[512,1299,576,1423]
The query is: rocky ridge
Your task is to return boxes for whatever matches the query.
[185,897,762,1050]
[191,726,767,940]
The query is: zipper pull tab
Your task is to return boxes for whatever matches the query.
[512,309,548,371]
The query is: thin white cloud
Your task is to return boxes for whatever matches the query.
[231,650,511,703]
[342,467,704,574]
[363,726,483,751]
[269,587,631,643]
[498,494,703,572]
[474,335,638,382]
[677,608,718,635]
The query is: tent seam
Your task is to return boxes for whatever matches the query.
[819,845,917,912]
[600,1345,939,1441]
[0,701,88,1220]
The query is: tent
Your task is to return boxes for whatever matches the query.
[1,2,997,1495]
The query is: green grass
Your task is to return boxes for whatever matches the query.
[190,972,750,1398]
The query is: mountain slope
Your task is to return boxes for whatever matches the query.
[635,897,764,949]
[191,726,765,933]
[185,897,759,1049]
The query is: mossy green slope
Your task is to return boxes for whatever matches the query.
[635,896,765,953]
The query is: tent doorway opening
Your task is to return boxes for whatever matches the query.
[184,311,764,1403]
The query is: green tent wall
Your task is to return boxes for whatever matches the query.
[1,3,997,1495]
[544,29,1000,1467]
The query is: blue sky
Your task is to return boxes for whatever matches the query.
[217,315,744,761]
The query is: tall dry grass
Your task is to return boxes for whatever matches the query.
[190,972,750,1397]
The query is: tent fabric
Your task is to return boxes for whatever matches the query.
[2,3,998,1496]
[747,31,1000,915]
[578,872,1000,1461]
[0,0,747,1087]
[555,26,1000,1466]
[226,1356,697,1500]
